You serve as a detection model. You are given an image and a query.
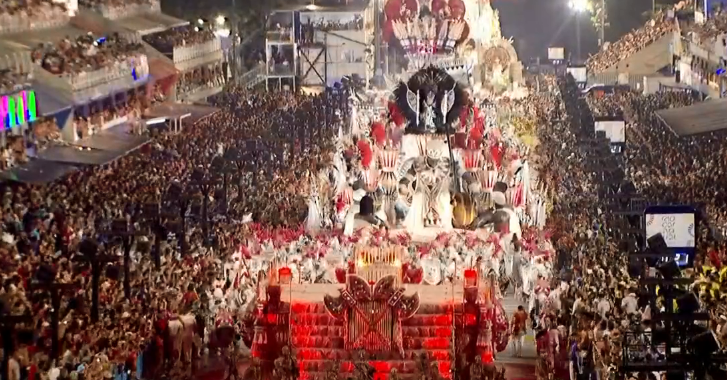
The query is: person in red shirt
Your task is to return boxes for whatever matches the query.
[708,248,722,269]
[510,305,529,357]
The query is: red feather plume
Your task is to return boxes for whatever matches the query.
[357,139,373,168]
[388,101,405,126]
[370,122,386,146]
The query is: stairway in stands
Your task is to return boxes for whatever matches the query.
[290,302,454,380]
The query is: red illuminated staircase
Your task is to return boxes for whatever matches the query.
[290,302,457,380]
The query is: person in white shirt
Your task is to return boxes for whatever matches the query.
[594,294,611,320]
[7,355,19,380]
[621,292,638,315]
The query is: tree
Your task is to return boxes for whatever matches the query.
[586,0,609,46]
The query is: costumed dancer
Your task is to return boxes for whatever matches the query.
[510,305,528,357]
[535,328,553,380]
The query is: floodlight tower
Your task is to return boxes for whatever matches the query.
[568,0,589,62]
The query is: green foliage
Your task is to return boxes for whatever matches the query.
[588,0,609,34]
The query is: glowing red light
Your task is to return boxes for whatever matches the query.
[279,267,292,284]
[465,313,477,326]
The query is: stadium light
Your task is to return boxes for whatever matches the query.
[215,15,226,25]
[306,1,319,10]
[215,28,231,38]
[568,0,589,12]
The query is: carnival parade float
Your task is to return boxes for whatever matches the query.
[212,62,559,380]
[194,3,551,380]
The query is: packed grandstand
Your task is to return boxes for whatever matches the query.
[0,1,727,380]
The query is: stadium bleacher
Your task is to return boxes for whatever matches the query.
[0,0,226,178]
[656,97,727,136]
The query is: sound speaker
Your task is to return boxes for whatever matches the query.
[647,233,668,253]
[676,292,700,314]
[688,330,721,355]
[656,259,680,280]
[35,264,56,284]
[79,239,98,257]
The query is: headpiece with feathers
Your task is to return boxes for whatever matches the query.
[393,66,467,134]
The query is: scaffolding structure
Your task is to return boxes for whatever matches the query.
[265,10,297,92]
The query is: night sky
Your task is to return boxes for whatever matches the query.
[492,0,683,61]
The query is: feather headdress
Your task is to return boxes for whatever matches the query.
[392,66,467,134]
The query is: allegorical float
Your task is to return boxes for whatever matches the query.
[200,62,557,379]
[382,0,525,94]
[159,2,554,380]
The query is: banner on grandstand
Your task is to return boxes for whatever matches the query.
[547,47,565,61]
[593,118,626,143]
[566,66,587,83]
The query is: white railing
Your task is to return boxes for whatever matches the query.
[38,53,150,102]
[174,50,224,72]
[172,39,222,64]
[91,0,161,20]
[0,14,69,35]
[0,53,33,74]
[407,55,470,72]
[237,64,265,88]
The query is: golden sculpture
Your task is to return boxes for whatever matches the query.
[451,192,478,228]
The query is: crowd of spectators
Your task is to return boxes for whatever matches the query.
[267,46,294,73]
[682,9,727,42]
[586,12,675,73]
[0,68,32,95]
[505,74,727,380]
[303,16,364,32]
[585,87,727,244]
[177,64,226,96]
[143,25,216,53]
[0,0,68,35]
[0,86,340,380]
[31,33,144,77]
[74,95,148,139]
[78,0,157,16]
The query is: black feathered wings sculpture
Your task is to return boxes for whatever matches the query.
[392,66,467,135]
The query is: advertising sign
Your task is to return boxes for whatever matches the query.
[548,47,565,61]
[1,90,38,130]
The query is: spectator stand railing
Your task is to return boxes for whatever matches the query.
[0,52,34,95]
[266,30,294,43]
[683,34,723,67]
[236,63,265,89]
[586,72,656,90]
[173,39,223,65]
[39,50,151,103]
[90,0,162,20]
[0,14,70,35]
